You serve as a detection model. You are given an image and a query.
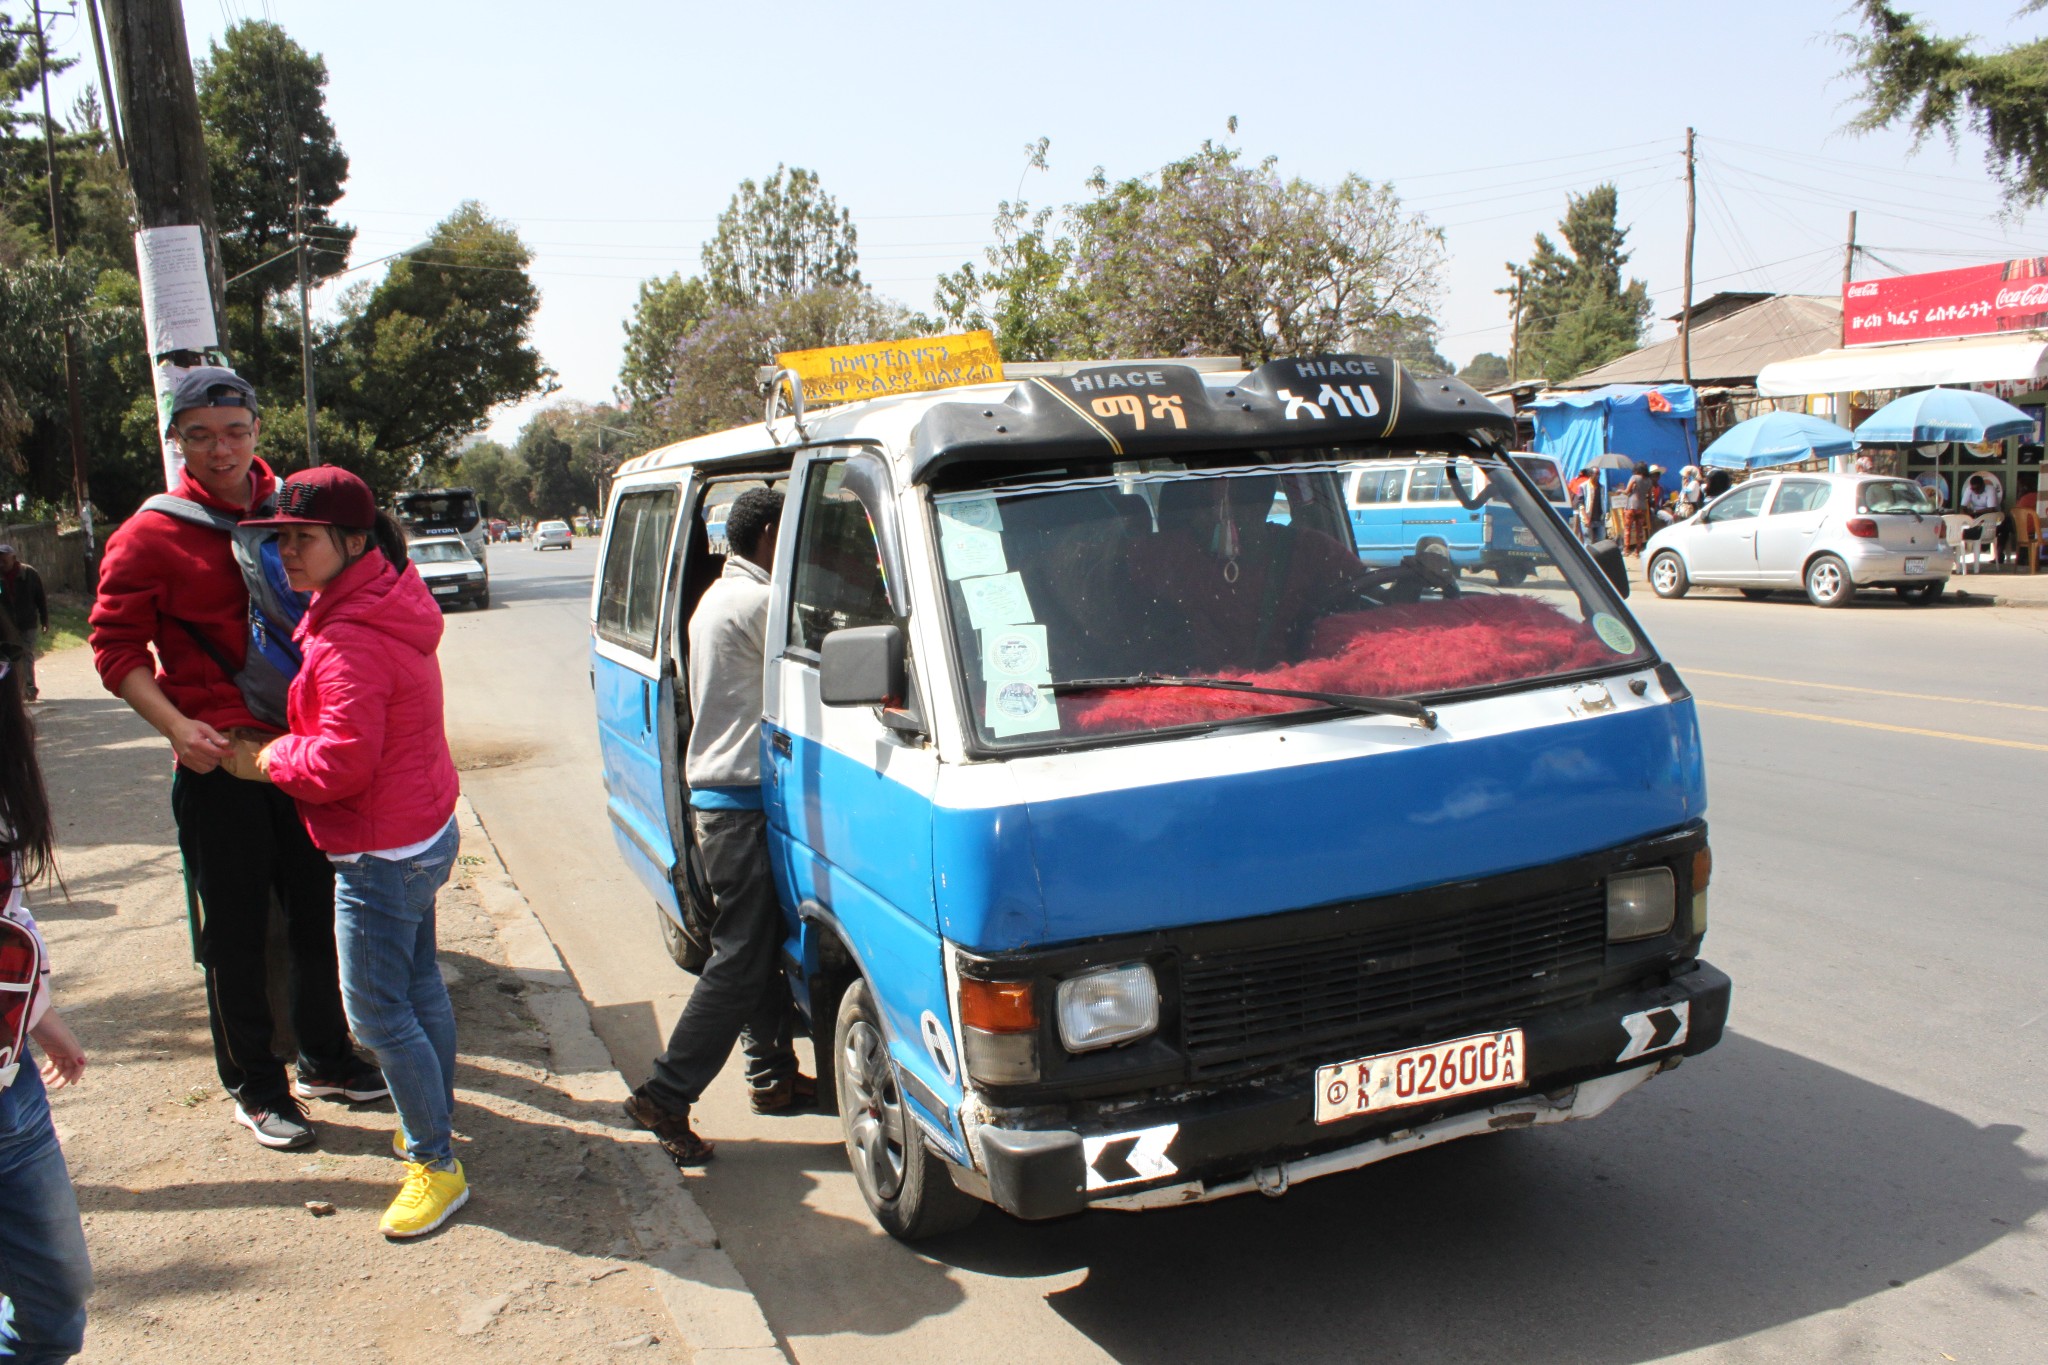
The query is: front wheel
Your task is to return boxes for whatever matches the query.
[476,587,491,610]
[1648,551,1689,599]
[1897,581,1945,605]
[836,979,980,1240]
[1804,554,1854,608]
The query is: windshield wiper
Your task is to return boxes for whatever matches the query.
[1048,674,1438,729]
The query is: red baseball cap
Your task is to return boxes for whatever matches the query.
[244,466,378,531]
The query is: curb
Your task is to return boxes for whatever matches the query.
[1950,588,2048,609]
[454,797,790,1365]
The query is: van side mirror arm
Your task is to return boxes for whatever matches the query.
[839,451,911,619]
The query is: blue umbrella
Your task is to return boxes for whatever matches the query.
[1852,387,2035,444]
[1702,411,1857,469]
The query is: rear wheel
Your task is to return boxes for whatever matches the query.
[836,979,979,1240]
[1494,563,1530,587]
[1648,551,1689,599]
[1804,554,1854,608]
[1897,581,1945,605]
[654,902,692,970]
[1739,588,1773,601]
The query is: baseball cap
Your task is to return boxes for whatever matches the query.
[164,367,258,434]
[243,466,378,531]
[0,544,14,556]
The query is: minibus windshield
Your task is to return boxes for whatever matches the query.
[933,449,1651,747]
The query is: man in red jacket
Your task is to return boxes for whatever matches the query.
[89,368,383,1150]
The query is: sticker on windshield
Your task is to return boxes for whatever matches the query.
[986,680,1059,738]
[961,572,1035,631]
[982,623,1051,685]
[939,497,1003,532]
[1590,613,1637,655]
[939,523,1007,580]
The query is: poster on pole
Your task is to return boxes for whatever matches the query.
[134,226,218,354]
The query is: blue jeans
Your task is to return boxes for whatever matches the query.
[332,820,460,1166]
[0,1065,91,1363]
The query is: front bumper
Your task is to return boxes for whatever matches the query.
[969,960,1730,1220]
[425,579,487,607]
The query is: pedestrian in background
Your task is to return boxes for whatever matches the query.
[1623,462,1651,554]
[249,468,469,1240]
[0,545,49,702]
[89,369,384,1152]
[624,488,809,1168]
[0,655,92,1364]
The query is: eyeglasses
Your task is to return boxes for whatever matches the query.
[173,425,256,453]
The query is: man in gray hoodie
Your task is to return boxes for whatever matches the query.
[625,489,806,1164]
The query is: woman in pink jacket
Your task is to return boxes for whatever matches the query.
[250,467,468,1240]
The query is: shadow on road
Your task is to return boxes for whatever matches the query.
[891,1032,2041,1363]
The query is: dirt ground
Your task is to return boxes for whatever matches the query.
[25,643,694,1363]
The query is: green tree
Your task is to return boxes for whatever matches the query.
[702,165,860,307]
[197,20,355,391]
[1842,1,2048,210]
[933,199,1083,361]
[517,411,587,519]
[449,439,533,522]
[1504,184,1650,381]
[314,201,551,492]
[616,271,710,435]
[1460,352,1511,389]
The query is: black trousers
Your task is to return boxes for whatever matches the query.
[645,809,797,1112]
[171,766,354,1104]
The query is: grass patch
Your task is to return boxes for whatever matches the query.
[42,597,90,653]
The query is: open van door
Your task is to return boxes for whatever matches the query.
[593,480,687,918]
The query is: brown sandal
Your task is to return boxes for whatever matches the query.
[623,1088,715,1165]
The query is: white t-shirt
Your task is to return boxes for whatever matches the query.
[1961,483,2000,513]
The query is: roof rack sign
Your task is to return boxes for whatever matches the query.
[908,354,1513,482]
[774,329,1005,406]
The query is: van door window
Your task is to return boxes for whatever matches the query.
[597,488,679,654]
[1406,465,1453,502]
[787,461,893,655]
[1353,468,1405,504]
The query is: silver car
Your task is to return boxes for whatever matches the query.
[531,519,574,551]
[1644,472,1955,607]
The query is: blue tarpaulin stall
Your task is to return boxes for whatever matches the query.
[1529,384,1699,480]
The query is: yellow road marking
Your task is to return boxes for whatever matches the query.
[1697,701,2048,753]
[1687,668,2048,715]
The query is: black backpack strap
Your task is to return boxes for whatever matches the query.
[169,617,240,680]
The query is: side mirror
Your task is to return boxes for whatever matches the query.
[1589,539,1630,597]
[820,624,906,707]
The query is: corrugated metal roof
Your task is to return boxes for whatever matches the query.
[1560,294,1842,387]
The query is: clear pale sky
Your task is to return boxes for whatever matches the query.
[44,1,2048,442]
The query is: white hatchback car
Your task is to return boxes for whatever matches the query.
[1645,472,1955,607]
[531,519,574,551]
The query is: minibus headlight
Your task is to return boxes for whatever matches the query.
[1056,963,1159,1053]
[1607,868,1676,942]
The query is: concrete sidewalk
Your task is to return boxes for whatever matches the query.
[24,643,783,1364]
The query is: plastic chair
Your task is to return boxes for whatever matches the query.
[1942,514,1974,574]
[2013,507,2040,574]
[1956,512,2003,573]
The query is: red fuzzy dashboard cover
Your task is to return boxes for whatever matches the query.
[1064,595,1616,733]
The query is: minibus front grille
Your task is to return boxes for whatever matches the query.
[1178,886,1607,1080]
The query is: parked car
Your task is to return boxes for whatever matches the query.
[1645,472,1954,607]
[503,524,524,542]
[408,534,490,610]
[532,519,574,551]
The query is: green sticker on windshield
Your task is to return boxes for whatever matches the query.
[1590,613,1637,655]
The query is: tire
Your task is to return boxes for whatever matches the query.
[1648,551,1689,599]
[1897,581,1945,605]
[474,588,491,610]
[654,902,693,970]
[1739,588,1772,601]
[835,979,980,1240]
[1494,563,1529,587]
[1804,554,1854,608]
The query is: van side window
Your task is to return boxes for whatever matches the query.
[787,461,893,655]
[1406,465,1451,502]
[1353,468,1405,504]
[596,488,679,654]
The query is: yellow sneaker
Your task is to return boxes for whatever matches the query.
[392,1128,407,1159]
[379,1160,468,1239]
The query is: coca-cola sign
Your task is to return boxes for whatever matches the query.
[1844,257,2048,345]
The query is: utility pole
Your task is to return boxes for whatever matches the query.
[1842,210,1859,292]
[84,0,126,169]
[31,0,98,585]
[1680,127,1696,387]
[295,172,320,465]
[1509,268,1524,380]
[102,0,232,493]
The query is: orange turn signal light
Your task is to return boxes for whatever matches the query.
[1692,847,1713,892]
[959,978,1037,1034]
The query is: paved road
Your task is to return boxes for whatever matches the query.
[442,545,2048,1364]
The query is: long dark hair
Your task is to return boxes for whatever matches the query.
[328,510,409,572]
[0,668,56,888]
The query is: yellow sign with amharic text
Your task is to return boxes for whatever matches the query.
[775,331,1004,406]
